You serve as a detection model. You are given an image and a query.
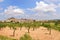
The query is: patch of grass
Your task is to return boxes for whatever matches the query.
[20,33,33,40]
[0,35,16,40]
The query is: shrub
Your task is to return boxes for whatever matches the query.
[20,33,32,40]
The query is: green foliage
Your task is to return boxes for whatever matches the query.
[43,23,50,28]
[0,23,6,27]
[7,23,17,29]
[18,23,23,27]
[0,35,16,40]
[31,22,41,29]
[0,20,60,32]
[0,23,7,30]
[54,24,60,31]
[20,33,32,40]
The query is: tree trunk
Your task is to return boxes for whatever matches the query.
[10,27,11,29]
[12,29,16,36]
[47,27,51,35]
[0,28,2,30]
[20,27,22,30]
[33,28,35,31]
[49,28,51,35]
[28,27,30,33]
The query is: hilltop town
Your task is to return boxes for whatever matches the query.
[0,17,36,23]
[0,17,60,23]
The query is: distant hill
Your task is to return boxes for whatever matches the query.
[0,17,60,23]
[1,17,35,23]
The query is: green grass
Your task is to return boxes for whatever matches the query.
[20,33,33,40]
[0,35,16,40]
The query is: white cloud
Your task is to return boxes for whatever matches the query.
[13,9,24,14]
[43,0,60,3]
[33,1,57,12]
[27,1,60,20]
[0,0,4,2]
[4,6,24,16]
[1,1,60,20]
[58,4,60,7]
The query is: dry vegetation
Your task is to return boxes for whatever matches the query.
[0,27,60,40]
[0,19,60,40]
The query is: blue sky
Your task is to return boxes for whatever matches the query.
[0,0,60,20]
[0,0,39,9]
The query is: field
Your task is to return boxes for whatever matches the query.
[0,27,60,40]
[0,21,60,40]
